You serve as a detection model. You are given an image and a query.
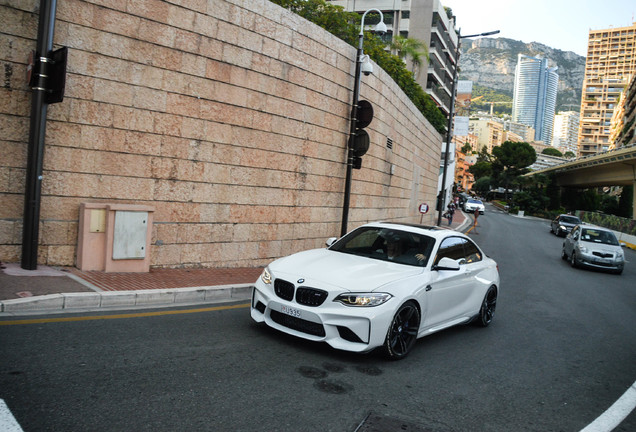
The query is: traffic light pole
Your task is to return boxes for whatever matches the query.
[340,33,364,237]
[22,0,58,270]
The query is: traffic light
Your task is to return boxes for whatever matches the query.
[27,47,68,104]
[349,100,373,169]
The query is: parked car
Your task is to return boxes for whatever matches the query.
[464,198,485,214]
[550,214,582,237]
[562,225,625,275]
[251,222,500,359]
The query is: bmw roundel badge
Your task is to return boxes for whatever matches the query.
[297,278,305,284]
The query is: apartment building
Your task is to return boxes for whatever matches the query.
[469,118,504,154]
[512,54,559,146]
[327,0,459,116]
[578,22,636,156]
[552,111,580,155]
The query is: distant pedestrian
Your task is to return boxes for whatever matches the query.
[473,209,479,234]
[446,203,455,226]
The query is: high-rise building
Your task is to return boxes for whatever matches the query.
[578,23,636,156]
[326,0,459,116]
[512,54,559,146]
[552,111,580,155]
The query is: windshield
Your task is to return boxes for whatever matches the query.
[580,228,619,246]
[468,199,482,204]
[560,216,581,224]
[330,226,436,267]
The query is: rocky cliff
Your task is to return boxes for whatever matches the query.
[458,37,586,112]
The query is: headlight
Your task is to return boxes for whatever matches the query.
[616,251,625,262]
[578,245,589,254]
[334,293,392,307]
[559,225,566,230]
[261,268,272,285]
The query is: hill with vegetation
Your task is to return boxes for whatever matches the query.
[458,37,586,115]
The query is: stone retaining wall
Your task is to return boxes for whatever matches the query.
[0,0,443,268]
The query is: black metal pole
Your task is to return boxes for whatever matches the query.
[341,34,363,237]
[22,0,57,270]
[437,30,500,226]
[437,39,460,226]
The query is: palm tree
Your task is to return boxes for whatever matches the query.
[389,35,429,77]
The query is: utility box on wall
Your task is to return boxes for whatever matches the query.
[77,203,155,272]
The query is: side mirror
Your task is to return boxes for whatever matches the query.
[326,237,338,247]
[433,257,460,271]
[620,242,626,248]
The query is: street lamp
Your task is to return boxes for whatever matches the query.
[437,29,500,226]
[340,9,387,237]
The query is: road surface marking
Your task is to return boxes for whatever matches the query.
[0,399,24,432]
[0,303,250,326]
[580,380,636,432]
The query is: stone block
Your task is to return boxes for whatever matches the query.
[100,292,136,308]
[63,292,101,309]
[2,294,65,312]
[174,288,206,304]
[135,289,176,305]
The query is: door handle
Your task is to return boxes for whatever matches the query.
[426,285,432,292]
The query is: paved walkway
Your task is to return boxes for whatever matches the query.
[0,213,472,314]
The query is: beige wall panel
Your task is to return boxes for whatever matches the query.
[1,0,443,268]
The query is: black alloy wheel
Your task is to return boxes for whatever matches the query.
[383,302,420,360]
[476,286,497,327]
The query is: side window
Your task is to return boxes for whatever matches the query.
[463,239,483,263]
[434,237,466,265]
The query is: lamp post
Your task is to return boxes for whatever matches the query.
[340,9,387,237]
[437,30,499,226]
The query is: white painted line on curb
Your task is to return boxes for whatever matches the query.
[580,380,636,432]
[0,399,24,432]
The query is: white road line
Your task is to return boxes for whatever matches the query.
[580,381,636,432]
[0,399,24,432]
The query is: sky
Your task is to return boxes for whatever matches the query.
[441,0,636,56]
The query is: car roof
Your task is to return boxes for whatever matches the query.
[362,221,466,240]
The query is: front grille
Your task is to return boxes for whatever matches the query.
[270,310,325,337]
[593,252,613,258]
[274,279,295,301]
[296,287,328,307]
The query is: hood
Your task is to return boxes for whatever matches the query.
[269,248,423,292]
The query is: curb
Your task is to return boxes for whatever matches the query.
[0,284,253,316]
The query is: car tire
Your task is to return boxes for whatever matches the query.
[476,286,497,327]
[561,247,568,260]
[570,252,578,268]
[383,301,420,360]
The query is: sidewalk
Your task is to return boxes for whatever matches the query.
[0,214,471,315]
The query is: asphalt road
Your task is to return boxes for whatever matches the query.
[1,205,635,431]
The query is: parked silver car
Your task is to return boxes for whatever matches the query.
[550,214,581,237]
[562,225,625,275]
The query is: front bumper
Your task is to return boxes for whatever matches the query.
[250,282,395,353]
[576,252,624,271]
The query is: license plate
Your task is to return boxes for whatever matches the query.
[281,305,301,318]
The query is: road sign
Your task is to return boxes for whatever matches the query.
[419,203,429,214]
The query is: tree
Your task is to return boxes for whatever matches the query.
[542,147,563,157]
[491,141,536,198]
[473,177,492,195]
[564,151,576,159]
[390,35,429,77]
[268,0,447,134]
[468,160,492,180]
[460,143,472,154]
